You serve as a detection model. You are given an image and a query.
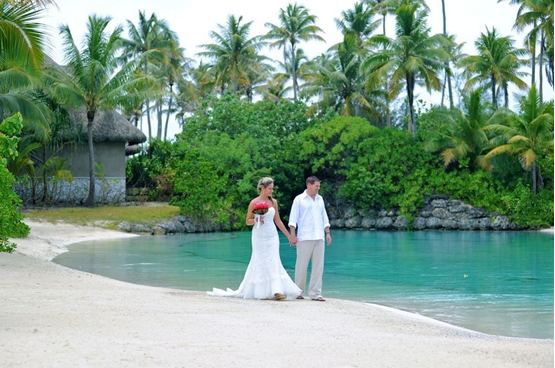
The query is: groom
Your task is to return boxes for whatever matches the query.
[288,176,332,301]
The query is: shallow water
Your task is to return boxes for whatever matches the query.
[54,230,554,339]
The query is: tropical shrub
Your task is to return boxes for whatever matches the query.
[340,128,440,213]
[485,86,554,194]
[169,93,312,229]
[126,139,175,200]
[0,114,30,252]
[499,180,554,228]
[298,116,380,180]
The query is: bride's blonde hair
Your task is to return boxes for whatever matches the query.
[257,177,274,193]
[257,177,276,205]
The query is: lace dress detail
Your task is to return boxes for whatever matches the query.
[208,207,301,299]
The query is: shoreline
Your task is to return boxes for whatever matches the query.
[1,220,553,367]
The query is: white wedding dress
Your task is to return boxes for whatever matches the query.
[207,207,301,299]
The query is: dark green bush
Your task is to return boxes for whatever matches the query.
[0,114,30,252]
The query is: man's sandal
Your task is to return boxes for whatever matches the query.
[296,295,305,300]
[312,297,326,302]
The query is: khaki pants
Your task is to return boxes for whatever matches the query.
[295,240,325,299]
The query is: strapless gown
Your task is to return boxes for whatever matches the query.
[207,207,301,299]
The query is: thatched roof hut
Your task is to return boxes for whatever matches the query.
[68,109,147,146]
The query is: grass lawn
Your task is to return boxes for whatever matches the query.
[23,203,181,229]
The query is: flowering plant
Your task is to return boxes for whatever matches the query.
[253,202,270,226]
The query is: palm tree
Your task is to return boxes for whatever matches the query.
[335,2,380,50]
[512,0,554,98]
[439,0,455,109]
[174,61,219,126]
[425,89,494,172]
[264,3,325,100]
[458,27,528,109]
[305,34,386,120]
[46,15,155,206]
[257,72,290,104]
[440,35,466,109]
[198,15,267,96]
[240,54,274,103]
[162,43,188,140]
[0,1,49,123]
[6,0,56,7]
[147,40,188,140]
[485,85,553,194]
[266,47,309,101]
[366,0,429,36]
[121,11,173,141]
[364,3,451,137]
[499,0,538,88]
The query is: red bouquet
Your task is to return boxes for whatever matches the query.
[253,202,270,214]
[253,202,270,225]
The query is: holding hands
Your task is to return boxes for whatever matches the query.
[288,235,298,246]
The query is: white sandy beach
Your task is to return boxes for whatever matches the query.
[1,220,553,368]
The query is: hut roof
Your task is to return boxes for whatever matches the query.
[69,109,147,145]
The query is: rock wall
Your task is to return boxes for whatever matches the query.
[118,215,227,235]
[116,195,521,236]
[329,195,520,231]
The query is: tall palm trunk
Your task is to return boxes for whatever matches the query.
[84,112,96,207]
[491,74,498,108]
[447,70,454,109]
[247,84,253,103]
[156,102,163,139]
[531,161,537,194]
[164,83,173,141]
[538,33,545,103]
[291,42,298,101]
[232,75,239,94]
[441,0,453,109]
[441,73,446,106]
[144,62,153,140]
[537,163,544,192]
[381,14,391,125]
[39,146,47,203]
[531,20,537,87]
[406,72,416,138]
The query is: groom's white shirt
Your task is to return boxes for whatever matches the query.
[288,190,330,242]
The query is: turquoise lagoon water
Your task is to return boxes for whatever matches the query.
[53,230,554,339]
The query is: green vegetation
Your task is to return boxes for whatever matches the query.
[168,93,310,230]
[0,0,553,249]
[160,93,552,230]
[0,114,30,252]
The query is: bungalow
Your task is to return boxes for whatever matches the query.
[15,108,147,204]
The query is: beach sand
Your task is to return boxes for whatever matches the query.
[1,221,553,367]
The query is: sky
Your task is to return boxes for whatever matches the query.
[40,0,553,138]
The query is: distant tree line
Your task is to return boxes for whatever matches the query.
[0,0,553,250]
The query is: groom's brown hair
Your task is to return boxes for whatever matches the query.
[306,176,320,185]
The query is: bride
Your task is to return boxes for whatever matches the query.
[208,177,301,300]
